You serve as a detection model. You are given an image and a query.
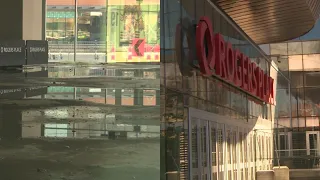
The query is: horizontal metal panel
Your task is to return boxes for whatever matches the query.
[46,0,159,6]
[212,0,320,44]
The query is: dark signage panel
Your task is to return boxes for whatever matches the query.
[0,109,23,139]
[26,40,48,65]
[0,40,26,67]
[26,86,48,98]
[0,86,48,99]
[0,87,25,99]
[26,70,48,78]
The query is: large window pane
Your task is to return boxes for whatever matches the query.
[303,54,320,71]
[47,0,75,62]
[288,42,302,55]
[106,1,160,63]
[291,88,305,117]
[76,0,106,63]
[288,55,303,71]
[270,43,287,56]
[302,41,320,54]
[45,1,160,180]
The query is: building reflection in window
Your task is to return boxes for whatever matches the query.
[46,0,160,63]
[44,124,69,137]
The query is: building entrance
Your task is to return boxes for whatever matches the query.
[187,108,272,180]
[306,131,320,156]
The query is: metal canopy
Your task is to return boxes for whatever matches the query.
[213,0,320,44]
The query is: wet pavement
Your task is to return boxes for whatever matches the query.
[0,63,160,180]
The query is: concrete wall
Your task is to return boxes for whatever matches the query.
[257,167,290,180]
[257,170,274,180]
[274,166,290,180]
[22,123,42,137]
[0,0,43,41]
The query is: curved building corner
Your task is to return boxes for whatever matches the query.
[212,0,320,44]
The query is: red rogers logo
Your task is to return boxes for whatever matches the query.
[175,18,195,76]
[176,16,275,104]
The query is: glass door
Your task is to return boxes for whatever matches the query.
[190,118,210,180]
[190,118,200,180]
[306,131,320,156]
[188,108,270,180]
[200,120,210,180]
[277,132,292,157]
[210,122,218,180]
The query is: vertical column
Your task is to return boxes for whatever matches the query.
[0,0,23,40]
[134,89,143,106]
[74,0,78,62]
[104,88,108,104]
[73,87,77,100]
[115,69,122,105]
[156,89,160,105]
[114,88,122,139]
[23,0,43,40]
[115,89,122,105]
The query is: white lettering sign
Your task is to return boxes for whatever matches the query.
[0,88,22,95]
[28,86,46,90]
[0,86,46,95]
[0,47,22,53]
[30,47,46,53]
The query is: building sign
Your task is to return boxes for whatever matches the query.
[106,3,160,63]
[175,17,196,76]
[0,86,47,99]
[0,40,26,66]
[132,38,145,56]
[26,86,48,98]
[47,11,74,19]
[107,43,160,63]
[26,40,49,65]
[176,16,275,104]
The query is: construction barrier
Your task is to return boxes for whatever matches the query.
[0,40,25,67]
[26,40,49,65]
[0,40,49,67]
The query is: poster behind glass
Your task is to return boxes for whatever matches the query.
[106,0,160,63]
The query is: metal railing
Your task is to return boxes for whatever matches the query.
[275,149,320,157]
[48,41,107,53]
[275,149,320,169]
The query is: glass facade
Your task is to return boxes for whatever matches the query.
[270,40,320,129]
[43,0,320,176]
[44,0,160,179]
[45,1,161,127]
[46,0,160,63]
[161,0,286,179]
[269,19,320,169]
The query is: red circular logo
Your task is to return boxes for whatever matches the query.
[175,18,196,76]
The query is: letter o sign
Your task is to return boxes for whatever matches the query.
[196,17,215,76]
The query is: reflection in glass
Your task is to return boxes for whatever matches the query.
[45,124,69,137]
[106,1,160,63]
[288,42,302,55]
[302,41,320,54]
[270,43,287,55]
